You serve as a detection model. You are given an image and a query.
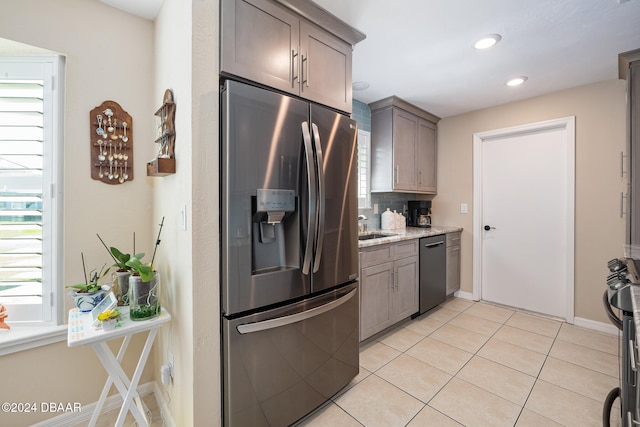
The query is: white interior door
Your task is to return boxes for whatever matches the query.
[473,118,575,320]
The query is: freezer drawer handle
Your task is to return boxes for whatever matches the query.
[236,289,357,334]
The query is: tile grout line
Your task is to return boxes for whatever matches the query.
[399,299,477,426]
[425,302,564,426]
[352,300,476,426]
[512,313,563,426]
[411,300,519,426]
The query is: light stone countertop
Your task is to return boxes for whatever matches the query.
[358,226,463,248]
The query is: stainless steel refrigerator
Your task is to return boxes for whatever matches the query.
[221,79,359,427]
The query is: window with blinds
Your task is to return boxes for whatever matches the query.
[357,129,371,209]
[0,56,63,324]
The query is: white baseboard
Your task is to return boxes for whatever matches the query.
[32,381,175,427]
[453,290,474,300]
[153,382,177,427]
[452,292,619,336]
[574,316,619,336]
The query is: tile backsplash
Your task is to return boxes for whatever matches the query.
[352,99,371,132]
[359,193,423,230]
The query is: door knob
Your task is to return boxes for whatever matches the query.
[484,225,496,231]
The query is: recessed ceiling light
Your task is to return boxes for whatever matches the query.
[474,34,502,50]
[506,76,528,86]
[352,81,370,91]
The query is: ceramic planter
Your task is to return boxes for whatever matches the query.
[70,289,107,312]
[128,272,160,321]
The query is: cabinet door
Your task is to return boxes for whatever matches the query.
[391,239,418,259]
[446,245,461,295]
[360,244,392,268]
[300,21,352,113]
[221,0,299,96]
[393,256,419,321]
[360,262,394,340]
[392,109,418,191]
[417,119,437,194]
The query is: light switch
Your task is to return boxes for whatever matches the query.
[180,204,187,230]
[460,203,468,214]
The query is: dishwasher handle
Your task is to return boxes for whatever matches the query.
[424,241,444,248]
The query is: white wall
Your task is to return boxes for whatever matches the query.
[190,0,221,423]
[153,0,220,424]
[152,0,195,423]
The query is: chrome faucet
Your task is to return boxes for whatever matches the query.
[358,214,368,221]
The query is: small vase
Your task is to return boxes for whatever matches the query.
[128,272,160,321]
[112,271,131,305]
[102,318,117,331]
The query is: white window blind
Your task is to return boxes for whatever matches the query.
[0,56,63,324]
[357,129,371,209]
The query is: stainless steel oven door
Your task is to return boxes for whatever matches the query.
[222,282,359,427]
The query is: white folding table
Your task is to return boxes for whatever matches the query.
[67,306,171,427]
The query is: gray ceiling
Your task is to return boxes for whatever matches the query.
[101,0,640,118]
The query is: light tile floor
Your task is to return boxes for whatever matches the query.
[71,393,163,427]
[297,297,623,427]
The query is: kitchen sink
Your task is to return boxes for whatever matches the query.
[358,233,395,241]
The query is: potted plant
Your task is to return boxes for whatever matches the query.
[66,254,110,312]
[125,218,165,321]
[93,218,165,321]
[97,308,120,331]
[125,255,160,321]
[97,233,144,306]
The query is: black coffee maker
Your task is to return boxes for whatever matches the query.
[408,200,432,228]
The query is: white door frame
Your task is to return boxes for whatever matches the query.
[472,117,575,322]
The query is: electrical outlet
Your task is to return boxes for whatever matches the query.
[373,203,379,214]
[161,364,171,385]
[168,352,174,379]
[460,203,468,214]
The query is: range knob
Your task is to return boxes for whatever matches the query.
[607,272,628,290]
[608,258,627,273]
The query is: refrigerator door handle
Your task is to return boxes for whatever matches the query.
[311,123,325,273]
[301,121,316,275]
[236,288,356,334]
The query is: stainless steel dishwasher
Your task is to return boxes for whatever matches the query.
[419,235,447,314]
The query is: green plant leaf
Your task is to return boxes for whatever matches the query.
[125,256,155,282]
[138,264,154,282]
[111,248,146,270]
[66,283,89,290]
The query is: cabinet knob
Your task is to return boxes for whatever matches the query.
[484,225,496,231]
